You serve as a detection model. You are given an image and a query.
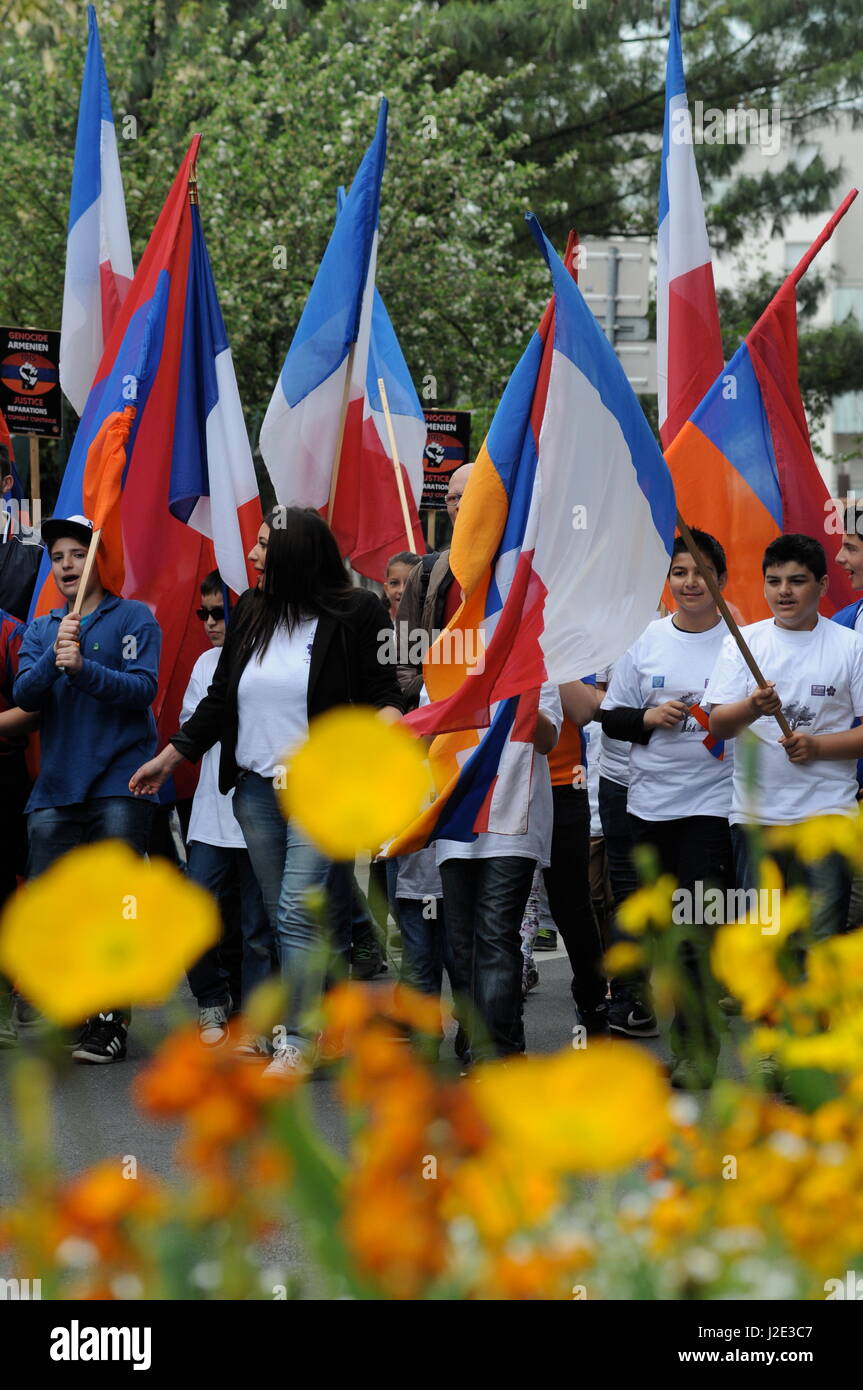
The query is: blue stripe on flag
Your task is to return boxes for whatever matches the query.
[169,206,227,521]
[658,0,686,225]
[31,276,171,617]
[432,697,519,844]
[691,340,783,528]
[68,6,115,231]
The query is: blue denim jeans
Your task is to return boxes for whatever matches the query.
[439,855,536,1061]
[232,771,330,1049]
[397,896,447,997]
[186,841,276,1009]
[27,796,155,877]
[731,823,851,944]
[26,797,155,1022]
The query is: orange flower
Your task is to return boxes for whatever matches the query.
[61,1161,164,1228]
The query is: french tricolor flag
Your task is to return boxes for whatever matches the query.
[60,5,134,418]
[260,100,425,580]
[656,0,723,449]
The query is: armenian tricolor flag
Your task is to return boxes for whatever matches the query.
[33,138,262,792]
[666,190,858,623]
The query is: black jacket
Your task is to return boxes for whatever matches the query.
[0,532,42,622]
[171,587,403,793]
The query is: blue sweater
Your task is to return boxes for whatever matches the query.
[832,598,863,630]
[14,593,161,811]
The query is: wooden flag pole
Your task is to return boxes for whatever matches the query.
[327,342,356,526]
[377,376,415,552]
[28,435,40,503]
[676,509,792,738]
[70,528,103,618]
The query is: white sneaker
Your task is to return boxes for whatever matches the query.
[198,999,231,1049]
[263,1042,309,1080]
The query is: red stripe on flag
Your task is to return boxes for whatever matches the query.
[661,264,724,448]
[746,284,855,615]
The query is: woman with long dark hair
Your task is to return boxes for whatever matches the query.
[130,506,403,1076]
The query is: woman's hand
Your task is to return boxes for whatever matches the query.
[129,745,184,796]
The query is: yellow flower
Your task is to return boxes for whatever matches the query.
[0,843,219,1025]
[767,814,862,867]
[603,943,644,976]
[472,1042,671,1174]
[617,876,678,935]
[279,707,430,858]
[711,922,788,1019]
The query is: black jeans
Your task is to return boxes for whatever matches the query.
[439,855,536,1061]
[630,814,733,1063]
[597,776,638,908]
[598,774,642,1000]
[543,785,606,1014]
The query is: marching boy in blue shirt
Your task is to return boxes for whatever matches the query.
[13,514,161,1062]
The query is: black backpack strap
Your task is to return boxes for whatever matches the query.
[418,550,439,608]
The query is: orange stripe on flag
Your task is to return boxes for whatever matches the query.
[665,421,778,623]
[82,404,136,595]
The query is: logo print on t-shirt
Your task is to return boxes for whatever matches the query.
[827,686,836,697]
[782,700,816,731]
[811,685,826,696]
[678,691,703,733]
[652,676,665,688]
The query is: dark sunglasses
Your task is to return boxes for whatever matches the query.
[196,605,225,622]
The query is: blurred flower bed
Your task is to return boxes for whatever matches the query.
[1,713,863,1300]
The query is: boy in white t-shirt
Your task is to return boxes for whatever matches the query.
[182,572,275,1052]
[708,533,863,941]
[601,531,735,1088]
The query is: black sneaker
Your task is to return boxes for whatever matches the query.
[577,1002,610,1036]
[534,927,558,952]
[351,942,383,981]
[72,1013,127,1064]
[608,996,659,1038]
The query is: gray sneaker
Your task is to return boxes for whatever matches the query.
[198,998,231,1049]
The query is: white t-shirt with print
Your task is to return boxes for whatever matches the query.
[182,647,245,849]
[235,618,318,779]
[705,615,863,825]
[602,615,734,822]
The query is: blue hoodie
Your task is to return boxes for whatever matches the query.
[14,593,161,811]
